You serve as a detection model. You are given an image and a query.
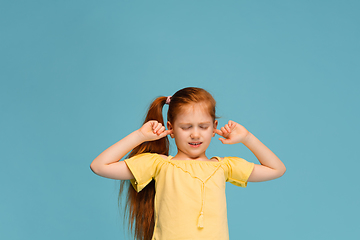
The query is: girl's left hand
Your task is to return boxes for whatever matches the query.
[214,120,250,144]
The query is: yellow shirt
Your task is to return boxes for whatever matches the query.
[124,153,254,240]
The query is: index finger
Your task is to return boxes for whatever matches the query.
[214,129,224,136]
[158,129,173,138]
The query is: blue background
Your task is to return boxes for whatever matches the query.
[1,1,359,239]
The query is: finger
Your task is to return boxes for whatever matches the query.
[150,121,158,132]
[224,124,231,133]
[149,120,158,125]
[155,124,163,133]
[220,127,226,133]
[152,124,157,134]
[153,122,162,134]
[220,127,229,135]
[230,121,237,130]
[214,129,223,136]
[218,137,231,144]
[157,126,166,135]
[158,129,172,138]
[218,137,228,144]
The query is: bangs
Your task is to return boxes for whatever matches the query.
[175,101,216,122]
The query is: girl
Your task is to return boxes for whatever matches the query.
[90,87,286,240]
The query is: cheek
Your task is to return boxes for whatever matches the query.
[205,130,214,138]
[173,130,187,139]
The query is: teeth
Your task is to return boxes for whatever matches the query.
[189,143,200,145]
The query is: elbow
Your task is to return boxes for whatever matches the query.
[90,162,99,174]
[273,163,286,179]
[279,165,286,177]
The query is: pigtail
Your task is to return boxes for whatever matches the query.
[119,96,169,240]
[128,96,170,157]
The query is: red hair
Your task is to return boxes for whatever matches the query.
[119,87,217,240]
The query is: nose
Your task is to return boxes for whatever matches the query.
[190,128,200,139]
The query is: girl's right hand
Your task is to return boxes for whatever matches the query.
[138,120,173,142]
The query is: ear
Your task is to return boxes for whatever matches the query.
[212,120,218,137]
[167,121,175,138]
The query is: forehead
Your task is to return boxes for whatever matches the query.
[174,103,213,123]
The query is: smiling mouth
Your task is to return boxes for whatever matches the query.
[189,142,202,147]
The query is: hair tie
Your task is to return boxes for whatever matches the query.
[165,96,172,105]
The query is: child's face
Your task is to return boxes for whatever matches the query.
[167,103,218,160]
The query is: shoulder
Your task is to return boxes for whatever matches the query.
[210,156,237,163]
[220,156,244,161]
[219,156,254,168]
[222,156,251,163]
[125,153,167,163]
[124,153,168,174]
[158,154,168,160]
[210,156,224,162]
[210,156,246,162]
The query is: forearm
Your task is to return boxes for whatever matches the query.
[91,130,145,168]
[243,133,286,173]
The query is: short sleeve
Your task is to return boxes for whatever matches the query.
[124,153,162,192]
[224,157,254,187]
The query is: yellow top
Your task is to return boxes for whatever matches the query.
[124,153,254,240]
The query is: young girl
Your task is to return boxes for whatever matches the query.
[90,87,286,240]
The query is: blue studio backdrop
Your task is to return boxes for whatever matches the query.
[1,1,359,239]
